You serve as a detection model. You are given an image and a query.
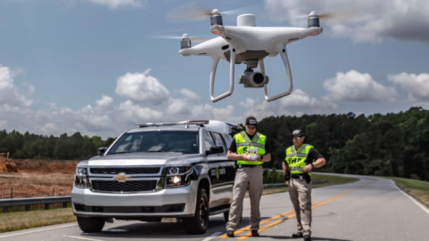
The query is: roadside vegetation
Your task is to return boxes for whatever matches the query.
[387,177,429,208]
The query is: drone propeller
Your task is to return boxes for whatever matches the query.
[167,2,260,22]
[290,5,366,24]
[151,34,213,43]
[149,30,213,43]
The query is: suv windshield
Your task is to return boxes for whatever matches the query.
[108,131,199,154]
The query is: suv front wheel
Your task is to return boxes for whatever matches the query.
[184,188,209,234]
[77,217,105,232]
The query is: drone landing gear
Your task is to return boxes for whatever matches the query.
[210,46,236,102]
[263,46,293,102]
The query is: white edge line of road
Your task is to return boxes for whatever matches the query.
[391,179,429,215]
[202,232,222,241]
[0,223,77,239]
[68,236,105,241]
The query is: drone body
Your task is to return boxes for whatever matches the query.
[178,11,323,102]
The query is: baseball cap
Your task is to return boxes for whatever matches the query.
[245,116,257,128]
[292,129,305,137]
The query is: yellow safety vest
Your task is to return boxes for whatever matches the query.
[234,131,266,165]
[285,144,314,176]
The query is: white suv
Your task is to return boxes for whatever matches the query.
[71,120,238,234]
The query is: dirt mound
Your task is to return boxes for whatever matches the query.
[13,159,79,174]
[0,157,17,173]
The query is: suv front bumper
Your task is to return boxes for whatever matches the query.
[71,181,198,218]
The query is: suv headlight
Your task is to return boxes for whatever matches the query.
[165,166,193,188]
[74,166,89,189]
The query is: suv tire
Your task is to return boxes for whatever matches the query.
[184,188,209,234]
[77,217,105,232]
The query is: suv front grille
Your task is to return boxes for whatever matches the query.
[90,167,160,175]
[92,180,157,192]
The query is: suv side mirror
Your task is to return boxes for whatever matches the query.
[98,147,107,155]
[206,145,224,155]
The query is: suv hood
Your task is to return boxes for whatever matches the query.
[86,152,199,166]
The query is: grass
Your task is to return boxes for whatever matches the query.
[0,174,358,234]
[385,177,429,208]
[0,207,76,233]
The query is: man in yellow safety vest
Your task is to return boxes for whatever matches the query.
[283,129,326,241]
[226,116,271,237]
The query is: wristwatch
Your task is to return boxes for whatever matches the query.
[310,163,314,168]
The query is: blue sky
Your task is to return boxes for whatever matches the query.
[1,0,429,138]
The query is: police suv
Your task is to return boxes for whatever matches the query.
[71,120,238,234]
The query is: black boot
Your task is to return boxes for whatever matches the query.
[251,230,260,237]
[292,232,303,238]
[303,235,312,241]
[226,231,235,238]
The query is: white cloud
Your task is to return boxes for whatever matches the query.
[264,0,429,43]
[167,98,191,116]
[95,95,113,111]
[323,70,396,102]
[388,72,429,101]
[280,89,337,109]
[239,98,277,121]
[0,65,33,108]
[86,0,146,8]
[115,69,170,105]
[118,100,164,123]
[179,89,200,101]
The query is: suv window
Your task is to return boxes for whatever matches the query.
[204,131,216,151]
[213,132,226,150]
[108,131,199,154]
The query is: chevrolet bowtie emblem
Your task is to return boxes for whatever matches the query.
[114,172,130,182]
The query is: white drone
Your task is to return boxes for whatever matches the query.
[168,8,324,102]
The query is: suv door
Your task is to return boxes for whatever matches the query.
[204,130,230,208]
[212,132,235,195]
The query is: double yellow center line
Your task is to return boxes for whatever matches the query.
[219,181,375,240]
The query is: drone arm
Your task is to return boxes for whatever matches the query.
[210,46,236,102]
[264,45,293,102]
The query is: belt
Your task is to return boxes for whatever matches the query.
[237,164,261,168]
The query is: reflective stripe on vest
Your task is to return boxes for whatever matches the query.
[235,131,266,165]
[284,144,314,176]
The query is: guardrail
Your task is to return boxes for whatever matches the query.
[0,196,71,213]
[0,180,326,214]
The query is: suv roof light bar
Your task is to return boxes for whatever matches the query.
[136,120,210,128]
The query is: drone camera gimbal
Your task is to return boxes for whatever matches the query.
[239,59,269,88]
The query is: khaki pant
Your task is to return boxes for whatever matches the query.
[226,165,263,231]
[288,178,312,236]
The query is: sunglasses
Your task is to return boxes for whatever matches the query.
[292,136,303,140]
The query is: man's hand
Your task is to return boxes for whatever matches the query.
[242,154,251,161]
[285,181,289,186]
[303,164,313,173]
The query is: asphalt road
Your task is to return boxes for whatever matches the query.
[1,173,428,241]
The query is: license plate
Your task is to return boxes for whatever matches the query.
[161,217,177,223]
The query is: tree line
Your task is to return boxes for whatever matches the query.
[0,131,115,160]
[257,106,429,181]
[0,106,428,181]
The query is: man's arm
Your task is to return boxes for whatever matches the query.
[227,150,249,161]
[283,160,290,184]
[303,148,326,173]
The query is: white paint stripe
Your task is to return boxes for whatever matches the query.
[391,179,429,215]
[68,236,105,241]
[202,232,222,241]
[0,223,77,239]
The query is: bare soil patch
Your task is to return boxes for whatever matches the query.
[0,158,78,198]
